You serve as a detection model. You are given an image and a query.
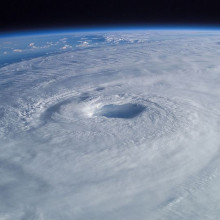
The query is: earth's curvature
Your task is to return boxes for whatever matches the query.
[0,29,220,219]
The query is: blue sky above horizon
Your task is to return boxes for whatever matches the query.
[2,25,220,38]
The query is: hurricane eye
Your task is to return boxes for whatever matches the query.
[94,103,145,118]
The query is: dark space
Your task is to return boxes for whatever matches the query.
[1,0,220,31]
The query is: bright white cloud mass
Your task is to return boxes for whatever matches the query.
[0,30,220,219]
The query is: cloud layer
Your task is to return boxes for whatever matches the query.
[0,30,220,219]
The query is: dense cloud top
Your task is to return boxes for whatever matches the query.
[0,31,220,219]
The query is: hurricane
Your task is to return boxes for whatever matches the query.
[0,29,220,219]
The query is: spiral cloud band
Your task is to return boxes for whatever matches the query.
[0,30,220,219]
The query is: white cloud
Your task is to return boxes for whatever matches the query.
[13,49,22,52]
[1,30,220,220]
[61,44,72,50]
